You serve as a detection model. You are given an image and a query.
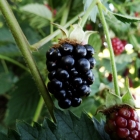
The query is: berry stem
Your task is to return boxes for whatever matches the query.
[1,59,9,73]
[0,0,55,122]
[97,0,120,96]
[31,96,44,126]
[30,12,84,51]
[0,54,29,72]
[81,0,97,28]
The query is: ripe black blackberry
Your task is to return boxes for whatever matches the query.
[46,23,97,109]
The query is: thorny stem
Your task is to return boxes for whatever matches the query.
[31,12,84,51]
[0,0,55,122]
[97,0,120,96]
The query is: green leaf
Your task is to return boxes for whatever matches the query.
[105,91,122,108]
[122,78,135,108]
[20,3,53,29]
[0,132,8,140]
[9,108,105,140]
[4,74,40,125]
[88,33,102,52]
[0,73,14,94]
[20,4,52,20]
[113,13,140,23]
[83,0,98,23]
[16,121,38,139]
[115,53,137,64]
[8,129,20,140]
[0,28,14,43]
[136,58,140,68]
[0,44,21,57]
[90,69,100,95]
[93,118,111,140]
[54,108,103,140]
[105,14,130,35]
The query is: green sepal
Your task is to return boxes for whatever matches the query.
[122,77,135,108]
[52,23,68,38]
[95,105,106,115]
[69,24,85,42]
[105,90,122,108]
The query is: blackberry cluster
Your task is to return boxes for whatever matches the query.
[46,42,96,109]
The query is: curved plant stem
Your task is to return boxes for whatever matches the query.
[31,96,44,126]
[97,0,120,96]
[0,54,29,72]
[81,0,97,28]
[31,12,84,51]
[1,60,9,73]
[60,0,71,26]
[0,0,55,122]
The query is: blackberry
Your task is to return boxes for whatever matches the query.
[61,55,75,69]
[59,43,74,55]
[84,44,95,56]
[87,57,96,69]
[46,27,96,109]
[74,45,87,57]
[58,98,71,109]
[77,58,90,73]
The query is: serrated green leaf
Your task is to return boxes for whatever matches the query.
[54,108,103,140]
[105,91,122,108]
[115,53,137,64]
[113,13,140,23]
[4,74,40,125]
[0,73,14,94]
[9,108,104,140]
[21,4,52,20]
[16,121,38,139]
[83,0,98,23]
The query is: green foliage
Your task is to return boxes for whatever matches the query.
[83,0,98,23]
[4,74,40,126]
[105,14,130,35]
[0,28,14,43]
[115,53,137,63]
[4,108,109,140]
[0,73,14,94]
[20,4,52,29]
[113,13,140,23]
[0,44,21,57]
[0,132,8,140]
